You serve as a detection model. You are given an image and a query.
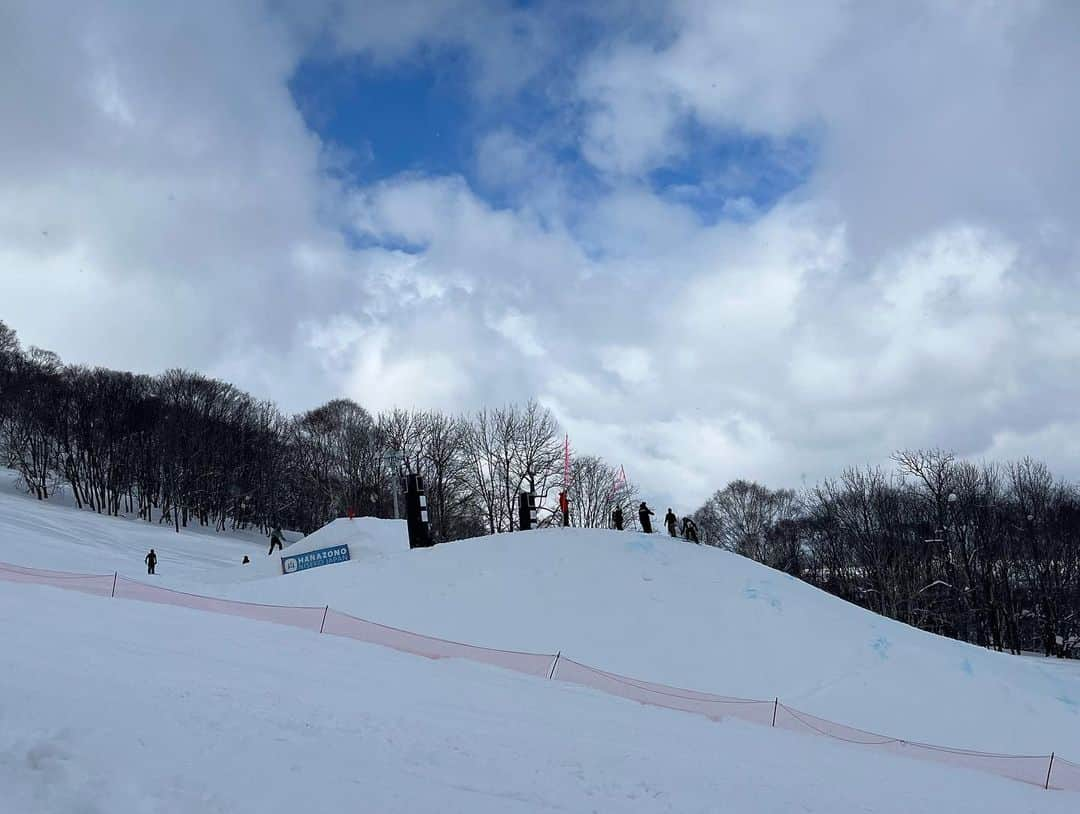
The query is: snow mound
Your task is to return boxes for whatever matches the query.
[243,517,409,578]
[2,479,1079,765]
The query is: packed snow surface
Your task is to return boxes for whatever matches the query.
[1,471,1078,811]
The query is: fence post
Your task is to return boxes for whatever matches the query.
[111,572,118,598]
[319,605,329,634]
[1045,752,1055,790]
[547,651,561,680]
[772,697,778,727]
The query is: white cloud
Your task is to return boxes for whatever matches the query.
[2,0,1079,512]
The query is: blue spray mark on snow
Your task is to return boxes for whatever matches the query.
[870,636,891,660]
[626,538,654,554]
[743,583,783,611]
[960,658,974,676]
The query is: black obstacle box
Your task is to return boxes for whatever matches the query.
[518,492,538,531]
[402,473,432,548]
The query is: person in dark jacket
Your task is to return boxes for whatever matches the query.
[268,526,284,555]
[558,491,570,527]
[638,502,654,533]
[612,506,624,531]
[681,516,700,544]
[145,548,157,575]
[664,508,678,536]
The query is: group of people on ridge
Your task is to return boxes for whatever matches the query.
[610,502,699,543]
[141,505,697,576]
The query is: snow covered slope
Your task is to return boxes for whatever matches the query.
[2,581,1073,814]
[2,468,1078,766]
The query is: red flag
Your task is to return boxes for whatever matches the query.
[564,434,571,489]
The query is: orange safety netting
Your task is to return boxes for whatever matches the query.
[0,561,114,597]
[551,657,775,725]
[322,609,556,678]
[113,577,327,632]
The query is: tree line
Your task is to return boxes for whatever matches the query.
[692,450,1080,658]
[0,320,638,540]
[5,319,1075,657]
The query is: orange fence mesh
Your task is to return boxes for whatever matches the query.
[322,609,555,678]
[112,577,327,632]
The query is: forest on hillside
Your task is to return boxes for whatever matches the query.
[1,319,1077,658]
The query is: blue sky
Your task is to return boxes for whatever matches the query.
[288,43,816,228]
[290,56,474,183]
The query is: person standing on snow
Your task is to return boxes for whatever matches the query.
[638,502,654,533]
[267,525,284,555]
[681,516,700,544]
[145,548,157,575]
[664,508,678,537]
[558,490,570,527]
[612,506,624,531]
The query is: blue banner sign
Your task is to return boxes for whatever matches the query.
[281,544,351,575]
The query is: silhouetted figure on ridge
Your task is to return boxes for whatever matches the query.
[665,509,677,537]
[612,506,624,531]
[638,502,654,534]
[682,516,699,544]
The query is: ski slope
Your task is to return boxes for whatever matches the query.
[4,580,1071,814]
[1,471,1079,811]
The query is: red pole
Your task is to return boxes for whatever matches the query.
[319,605,329,634]
[1045,752,1055,790]
[772,698,778,727]
[564,435,571,489]
[111,572,117,598]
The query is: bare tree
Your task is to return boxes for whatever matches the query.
[568,455,638,529]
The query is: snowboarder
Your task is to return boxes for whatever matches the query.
[638,502,654,534]
[268,526,284,555]
[612,506,624,531]
[144,548,157,575]
[682,516,699,544]
[558,490,570,527]
[665,508,678,537]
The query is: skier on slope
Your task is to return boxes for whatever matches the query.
[612,506,624,531]
[665,508,678,537]
[638,502,655,534]
[144,548,157,575]
[267,525,284,555]
[681,516,699,544]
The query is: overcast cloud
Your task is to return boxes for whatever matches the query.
[2,0,1078,509]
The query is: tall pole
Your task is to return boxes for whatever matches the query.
[390,448,403,519]
[563,435,571,490]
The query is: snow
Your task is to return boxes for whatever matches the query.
[1,582,1072,814]
[242,517,410,579]
[2,469,1079,811]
